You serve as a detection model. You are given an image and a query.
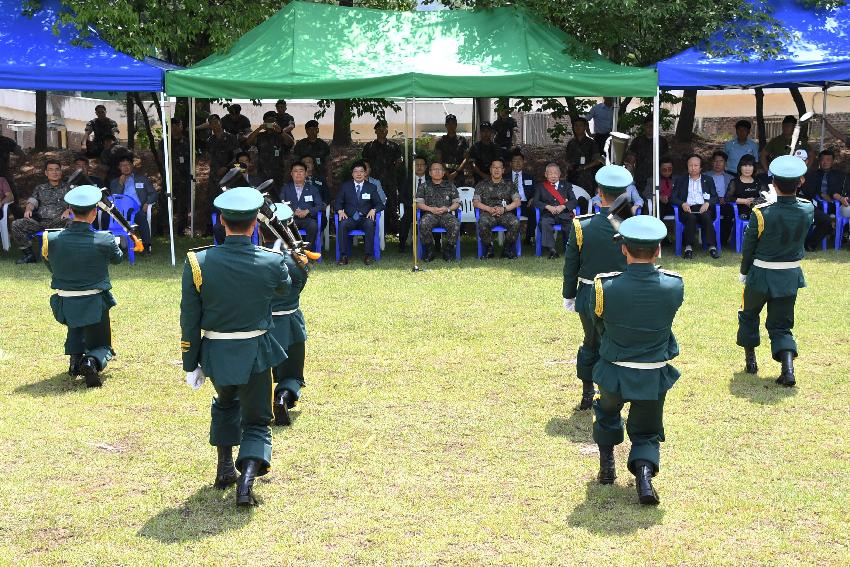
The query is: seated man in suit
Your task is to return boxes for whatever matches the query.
[280,161,323,247]
[335,160,384,265]
[108,155,157,254]
[508,149,537,246]
[533,162,577,258]
[801,149,842,251]
[671,154,720,259]
[402,155,430,252]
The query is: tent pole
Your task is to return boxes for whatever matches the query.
[189,97,196,237]
[652,91,660,219]
[820,86,828,151]
[612,97,619,132]
[411,97,420,272]
[160,91,176,267]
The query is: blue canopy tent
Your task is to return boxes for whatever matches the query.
[0,0,178,264]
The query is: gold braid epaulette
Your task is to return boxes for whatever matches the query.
[594,277,604,317]
[573,218,584,251]
[41,233,49,260]
[753,208,765,238]
[187,251,202,292]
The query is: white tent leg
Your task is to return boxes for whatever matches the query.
[411,97,419,271]
[612,97,619,132]
[652,91,661,219]
[189,97,196,236]
[160,91,176,267]
[820,86,828,151]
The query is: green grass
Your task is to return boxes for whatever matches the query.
[0,237,848,565]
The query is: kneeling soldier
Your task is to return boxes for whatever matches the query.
[181,187,291,506]
[737,155,814,387]
[590,216,684,506]
[43,185,123,387]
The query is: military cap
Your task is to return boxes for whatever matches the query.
[480,121,493,130]
[305,119,319,128]
[445,114,457,123]
[272,202,294,222]
[793,148,808,161]
[769,155,807,180]
[618,215,667,246]
[595,164,633,195]
[64,185,102,211]
[374,119,388,129]
[213,187,264,221]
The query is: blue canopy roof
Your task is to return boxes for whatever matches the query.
[657,0,850,89]
[0,0,167,91]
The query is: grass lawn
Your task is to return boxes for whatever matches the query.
[0,236,848,565]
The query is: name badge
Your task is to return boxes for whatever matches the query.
[178,156,185,164]
[524,179,532,186]
[362,193,371,199]
[135,182,144,189]
[316,158,322,165]
[304,195,313,202]
[702,192,710,200]
[315,181,323,186]
[580,157,586,165]
[274,149,280,157]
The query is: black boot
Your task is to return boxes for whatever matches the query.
[16,248,36,264]
[273,390,292,427]
[213,446,238,489]
[776,350,796,387]
[236,459,261,506]
[79,356,101,388]
[578,381,595,410]
[634,460,660,505]
[744,347,758,374]
[483,244,494,259]
[423,246,434,262]
[597,445,616,485]
[68,354,84,377]
[442,247,453,261]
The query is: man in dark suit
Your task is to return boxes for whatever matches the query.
[533,163,577,258]
[335,160,384,265]
[671,154,720,259]
[801,149,842,251]
[508,149,537,246]
[108,155,157,254]
[280,161,323,247]
[401,155,430,252]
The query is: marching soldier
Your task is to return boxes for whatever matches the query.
[416,162,461,262]
[269,204,311,427]
[590,215,684,506]
[181,187,291,506]
[562,165,631,410]
[472,157,521,259]
[737,155,814,387]
[43,185,124,387]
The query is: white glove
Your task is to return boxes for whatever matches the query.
[563,298,576,312]
[272,239,283,252]
[185,365,205,390]
[739,273,747,284]
[114,236,122,247]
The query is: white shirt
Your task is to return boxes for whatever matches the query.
[686,177,705,206]
[295,184,304,201]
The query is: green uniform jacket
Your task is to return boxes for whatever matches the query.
[590,264,684,400]
[268,251,309,349]
[180,236,291,385]
[563,208,628,313]
[43,222,124,327]
[740,196,815,297]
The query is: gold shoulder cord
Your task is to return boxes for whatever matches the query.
[753,208,765,238]
[573,218,584,251]
[594,277,604,317]
[41,234,49,260]
[187,251,202,292]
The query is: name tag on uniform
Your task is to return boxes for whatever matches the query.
[580,157,586,165]
[178,156,185,164]
[315,181,323,186]
[304,195,313,202]
[135,182,144,189]
[524,179,532,186]
[362,193,371,199]
[316,158,322,165]
[703,192,710,200]
[274,149,280,157]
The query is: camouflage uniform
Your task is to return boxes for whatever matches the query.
[254,131,287,187]
[473,179,520,245]
[11,182,71,249]
[417,180,460,248]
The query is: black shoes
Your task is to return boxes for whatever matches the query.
[597,445,616,485]
[236,459,260,507]
[442,248,453,261]
[336,255,349,266]
[683,249,694,260]
[744,347,758,374]
[16,249,37,264]
[709,247,720,259]
[502,244,517,259]
[213,446,238,489]
[423,246,434,262]
[274,390,292,426]
[483,245,494,259]
[578,381,595,410]
[547,248,560,259]
[776,350,796,387]
[79,356,101,388]
[634,460,660,505]
[68,354,83,377]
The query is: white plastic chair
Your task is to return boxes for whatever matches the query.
[0,202,10,251]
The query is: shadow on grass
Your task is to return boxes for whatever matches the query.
[729,371,797,405]
[567,480,664,534]
[13,371,90,397]
[138,485,253,542]
[545,410,593,443]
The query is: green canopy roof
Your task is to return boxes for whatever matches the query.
[165,1,657,99]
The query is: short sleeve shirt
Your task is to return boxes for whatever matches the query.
[435,135,469,168]
[85,118,119,143]
[765,135,810,160]
[221,114,251,137]
[362,139,402,183]
[469,141,506,175]
[493,117,518,148]
[293,138,331,166]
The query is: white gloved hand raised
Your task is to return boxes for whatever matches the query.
[739,273,747,284]
[272,239,283,252]
[563,298,576,312]
[185,365,205,390]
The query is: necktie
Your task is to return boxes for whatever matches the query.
[418,177,424,189]
[356,183,362,199]
[514,172,519,190]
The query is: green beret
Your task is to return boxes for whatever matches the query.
[619,215,667,246]
[595,164,632,194]
[272,202,294,222]
[213,187,264,221]
[769,155,807,180]
[63,185,102,211]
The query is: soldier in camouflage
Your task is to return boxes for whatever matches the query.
[417,162,460,262]
[473,157,521,259]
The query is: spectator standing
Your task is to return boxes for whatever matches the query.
[533,163,576,258]
[247,110,294,188]
[586,97,615,153]
[671,154,720,259]
[629,116,669,199]
[335,161,384,265]
[723,119,760,174]
[468,122,507,184]
[220,104,252,147]
[761,115,810,173]
[565,117,602,194]
[83,104,119,158]
[274,100,295,131]
[417,162,460,262]
[492,106,518,151]
[11,160,71,263]
[293,120,331,178]
[362,119,402,233]
[205,114,239,205]
[99,135,132,188]
[435,114,469,181]
[159,118,192,236]
[109,156,157,254]
[473,158,521,259]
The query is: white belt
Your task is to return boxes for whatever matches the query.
[272,308,298,316]
[753,259,801,270]
[56,289,101,297]
[612,360,669,369]
[578,277,594,285]
[203,329,267,340]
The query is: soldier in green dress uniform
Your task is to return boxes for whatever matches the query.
[267,204,310,427]
[562,165,632,410]
[590,215,684,506]
[180,187,291,506]
[43,185,124,387]
[737,155,814,387]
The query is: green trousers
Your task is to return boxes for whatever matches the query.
[576,310,601,382]
[64,309,114,371]
[210,370,273,476]
[273,341,305,405]
[592,389,667,474]
[737,287,798,361]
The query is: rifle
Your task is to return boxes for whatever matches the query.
[67,168,144,252]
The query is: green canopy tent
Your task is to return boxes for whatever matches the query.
[165,1,658,265]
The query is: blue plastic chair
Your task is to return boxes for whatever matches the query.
[335,211,381,261]
[833,200,849,250]
[673,203,721,256]
[475,207,522,258]
[211,211,260,246]
[416,209,461,260]
[106,194,141,264]
[534,207,582,257]
[592,204,642,215]
[731,203,752,254]
[296,210,323,262]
